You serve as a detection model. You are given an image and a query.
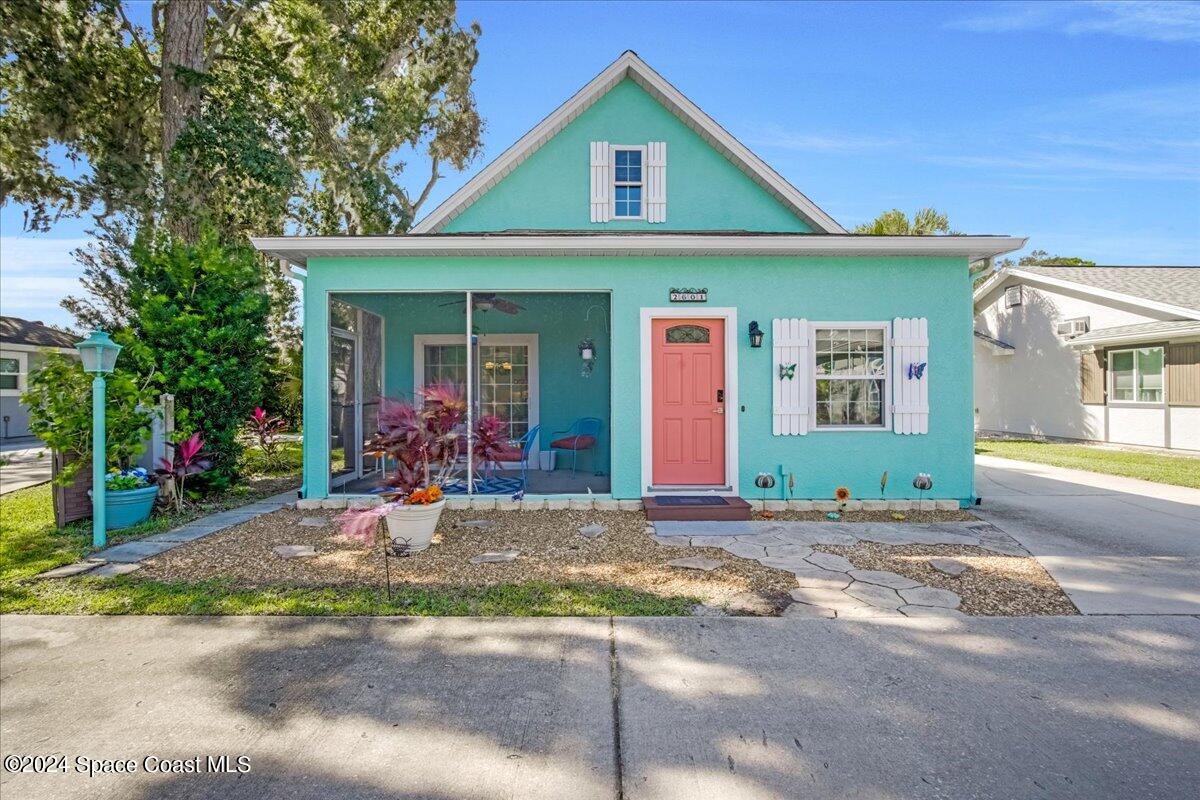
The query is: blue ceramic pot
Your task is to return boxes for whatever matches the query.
[104,485,159,530]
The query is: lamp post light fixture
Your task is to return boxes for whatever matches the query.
[748,320,764,349]
[75,330,122,548]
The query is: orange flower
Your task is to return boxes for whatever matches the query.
[834,486,851,503]
[426,485,443,502]
[407,488,429,505]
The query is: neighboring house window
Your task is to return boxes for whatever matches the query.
[1004,285,1023,308]
[0,352,27,396]
[612,147,644,219]
[1109,346,1164,404]
[1056,317,1090,336]
[813,326,887,428]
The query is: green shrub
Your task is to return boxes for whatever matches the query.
[21,354,157,483]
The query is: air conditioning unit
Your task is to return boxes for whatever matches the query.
[1056,317,1090,336]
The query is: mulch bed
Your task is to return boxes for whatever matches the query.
[142,508,797,614]
[818,542,1079,616]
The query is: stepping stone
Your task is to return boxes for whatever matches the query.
[652,534,692,547]
[837,605,907,619]
[38,561,104,579]
[722,542,769,560]
[791,567,853,590]
[845,581,905,610]
[92,540,181,563]
[456,519,497,529]
[763,543,814,560]
[578,523,606,539]
[848,569,922,590]
[789,587,872,613]
[782,602,836,619]
[90,562,142,577]
[470,550,520,564]
[298,517,327,528]
[929,558,970,577]
[804,551,855,573]
[667,556,723,572]
[899,604,968,619]
[758,556,819,573]
[655,520,755,537]
[900,586,962,609]
[274,545,317,558]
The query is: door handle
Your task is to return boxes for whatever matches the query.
[713,407,724,414]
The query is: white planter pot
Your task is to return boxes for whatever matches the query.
[538,451,556,471]
[384,499,446,553]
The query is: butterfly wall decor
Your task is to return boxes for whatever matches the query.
[907,362,927,380]
[778,363,797,380]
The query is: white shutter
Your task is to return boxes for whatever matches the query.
[647,141,667,223]
[590,141,611,222]
[772,318,809,435]
[891,317,929,435]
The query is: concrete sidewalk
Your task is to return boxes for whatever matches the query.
[3,615,1198,799]
[974,455,1200,615]
[0,443,51,495]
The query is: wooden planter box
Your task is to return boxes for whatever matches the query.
[51,450,92,528]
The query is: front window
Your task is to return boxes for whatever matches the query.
[0,354,23,394]
[1109,346,1163,403]
[421,340,532,442]
[814,327,887,427]
[613,147,643,218]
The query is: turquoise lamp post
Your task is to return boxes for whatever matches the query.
[75,330,122,548]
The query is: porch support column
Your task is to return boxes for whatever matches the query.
[465,291,473,494]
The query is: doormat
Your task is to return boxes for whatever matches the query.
[654,496,729,506]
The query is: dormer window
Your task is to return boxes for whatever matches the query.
[612,147,644,218]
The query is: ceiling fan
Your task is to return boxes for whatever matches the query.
[438,293,524,315]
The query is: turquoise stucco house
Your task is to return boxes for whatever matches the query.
[253,52,1024,508]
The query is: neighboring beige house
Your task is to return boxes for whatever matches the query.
[973,266,1200,452]
[0,316,78,442]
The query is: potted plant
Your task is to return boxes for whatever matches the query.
[94,467,159,530]
[339,382,507,552]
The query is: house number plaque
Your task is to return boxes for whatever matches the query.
[669,287,708,303]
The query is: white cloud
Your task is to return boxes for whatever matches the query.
[948,1,1200,43]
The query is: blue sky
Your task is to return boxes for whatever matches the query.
[3,0,1198,328]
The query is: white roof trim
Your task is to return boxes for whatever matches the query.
[251,234,1027,266]
[410,51,846,235]
[973,267,1200,320]
[1068,323,1200,348]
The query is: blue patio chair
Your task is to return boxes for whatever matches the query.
[549,417,602,476]
[515,424,540,490]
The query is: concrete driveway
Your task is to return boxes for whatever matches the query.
[0,442,51,494]
[975,454,1200,615]
[2,615,1198,800]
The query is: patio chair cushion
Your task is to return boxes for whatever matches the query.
[494,446,524,462]
[549,434,596,451]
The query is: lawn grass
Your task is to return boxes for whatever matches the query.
[975,439,1200,489]
[0,484,694,617]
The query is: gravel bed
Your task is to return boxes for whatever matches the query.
[765,509,977,523]
[817,542,1079,616]
[142,508,797,614]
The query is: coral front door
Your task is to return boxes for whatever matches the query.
[652,318,726,485]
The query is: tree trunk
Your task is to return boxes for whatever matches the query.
[160,0,207,240]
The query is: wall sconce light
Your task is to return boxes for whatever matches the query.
[578,338,596,378]
[748,320,764,348]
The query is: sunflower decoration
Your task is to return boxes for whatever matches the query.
[834,485,852,511]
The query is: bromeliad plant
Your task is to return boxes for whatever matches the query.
[156,433,213,510]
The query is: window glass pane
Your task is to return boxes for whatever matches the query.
[330,299,357,333]
[813,325,888,427]
[1110,350,1135,401]
[0,375,17,390]
[0,357,18,373]
[1136,347,1164,402]
[665,324,710,344]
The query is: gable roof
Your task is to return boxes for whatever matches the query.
[411,51,845,235]
[973,266,1200,320]
[1068,319,1200,348]
[0,316,78,349]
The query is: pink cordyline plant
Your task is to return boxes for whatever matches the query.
[245,407,288,470]
[155,432,211,510]
[338,382,509,544]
